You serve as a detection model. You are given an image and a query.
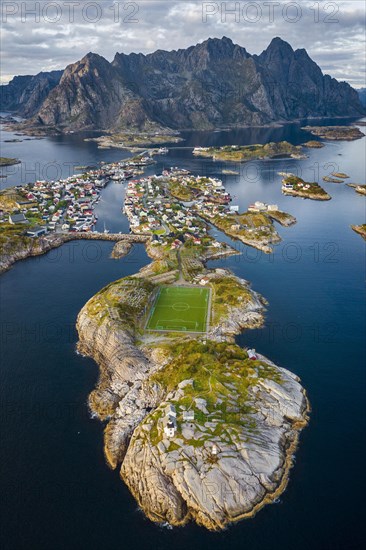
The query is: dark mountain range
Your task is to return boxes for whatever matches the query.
[1,70,63,117]
[1,37,364,132]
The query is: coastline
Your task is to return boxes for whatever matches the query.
[199,211,293,254]
[3,114,365,138]
[351,225,366,240]
[282,188,331,201]
[0,232,149,275]
[75,238,309,530]
[0,157,21,167]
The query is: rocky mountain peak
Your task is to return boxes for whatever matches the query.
[193,36,247,60]
[2,37,364,131]
[259,36,294,63]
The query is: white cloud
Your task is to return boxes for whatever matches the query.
[0,0,365,87]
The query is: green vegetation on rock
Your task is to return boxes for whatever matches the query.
[86,276,156,330]
[282,174,331,200]
[0,157,20,166]
[194,141,305,162]
[146,339,283,448]
[210,276,253,323]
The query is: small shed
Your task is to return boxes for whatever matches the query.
[183,410,194,422]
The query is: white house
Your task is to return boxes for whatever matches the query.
[163,404,177,438]
[163,418,176,438]
[247,348,257,360]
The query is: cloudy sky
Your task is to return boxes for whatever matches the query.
[1,0,365,87]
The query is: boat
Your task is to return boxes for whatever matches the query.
[103,222,110,234]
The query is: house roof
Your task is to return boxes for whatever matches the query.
[27,225,46,232]
[26,226,47,235]
[10,213,28,223]
[162,417,177,428]
[165,404,176,415]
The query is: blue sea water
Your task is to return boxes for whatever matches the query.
[0,119,365,549]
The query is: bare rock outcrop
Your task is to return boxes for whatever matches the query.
[121,358,308,530]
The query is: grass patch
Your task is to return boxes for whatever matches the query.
[146,285,210,333]
[144,340,283,448]
[210,276,253,323]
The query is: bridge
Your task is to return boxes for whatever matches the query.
[62,232,150,243]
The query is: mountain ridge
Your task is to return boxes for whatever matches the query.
[1,36,364,132]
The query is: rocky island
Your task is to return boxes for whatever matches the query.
[193,141,306,163]
[323,172,350,183]
[280,173,331,200]
[351,224,366,240]
[0,157,21,167]
[85,132,182,150]
[347,184,366,196]
[0,133,310,529]
[302,126,365,141]
[302,140,325,148]
[77,251,309,530]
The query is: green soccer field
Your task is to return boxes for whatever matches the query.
[146,286,210,333]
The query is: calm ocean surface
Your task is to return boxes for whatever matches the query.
[1,118,365,549]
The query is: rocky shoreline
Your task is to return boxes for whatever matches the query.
[85,132,182,150]
[0,232,149,274]
[0,157,21,167]
[351,224,366,240]
[267,211,297,227]
[193,141,307,163]
[280,173,331,201]
[75,247,309,530]
[120,358,309,530]
[282,188,331,201]
[348,184,366,196]
[212,225,281,254]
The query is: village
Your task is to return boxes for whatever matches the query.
[123,167,286,256]
[123,168,233,248]
[123,168,277,245]
[0,155,154,236]
[1,154,295,269]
